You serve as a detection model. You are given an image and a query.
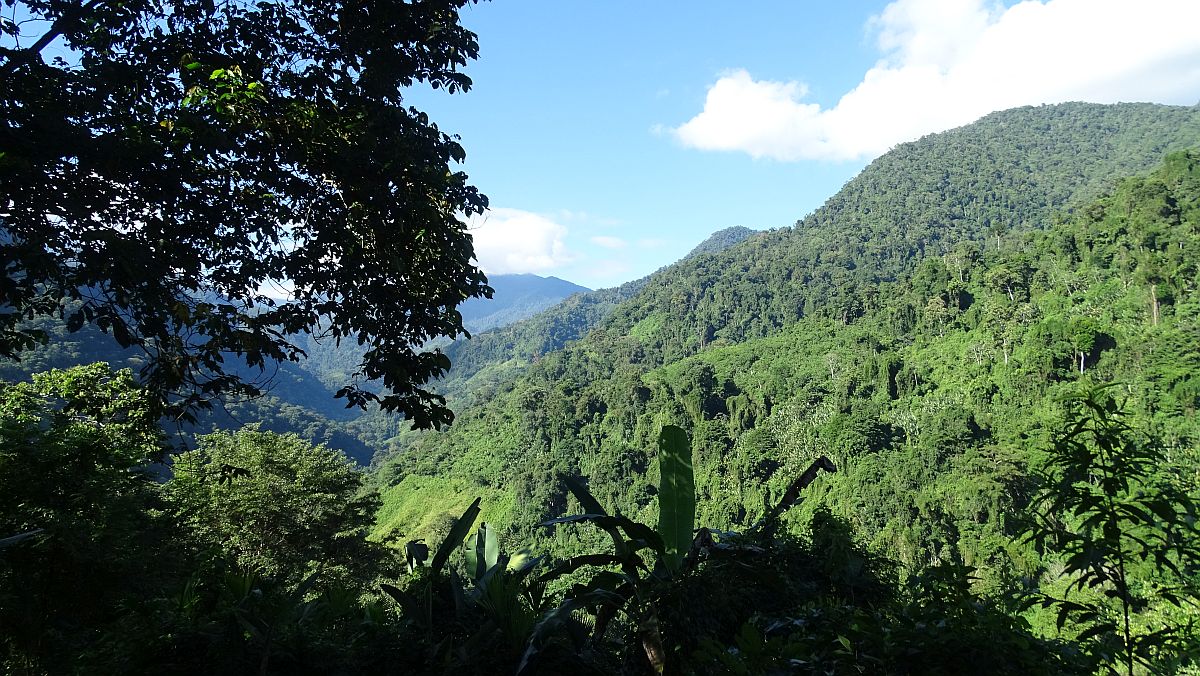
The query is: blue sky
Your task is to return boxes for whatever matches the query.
[411,0,1200,290]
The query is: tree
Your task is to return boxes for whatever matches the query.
[1067,316,1102,374]
[1023,388,1200,675]
[0,364,168,667]
[1,0,489,428]
[163,428,386,590]
[986,264,1024,303]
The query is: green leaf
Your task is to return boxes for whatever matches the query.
[539,513,663,554]
[518,596,591,676]
[1145,500,1179,523]
[1076,622,1116,642]
[506,547,541,576]
[380,583,421,622]
[464,521,499,581]
[556,475,637,557]
[431,497,481,575]
[656,425,695,574]
[404,539,429,573]
[538,554,627,584]
[562,474,607,516]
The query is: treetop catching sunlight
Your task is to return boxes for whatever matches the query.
[0,0,489,427]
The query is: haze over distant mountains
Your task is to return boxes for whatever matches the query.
[458,274,590,334]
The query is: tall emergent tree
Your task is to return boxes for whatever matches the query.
[0,0,489,427]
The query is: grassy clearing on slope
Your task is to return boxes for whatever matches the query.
[374,474,513,542]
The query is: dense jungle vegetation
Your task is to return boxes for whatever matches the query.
[3,100,1199,674]
[378,102,1200,545]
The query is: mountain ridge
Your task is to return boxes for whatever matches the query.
[377,102,1200,550]
[458,273,590,334]
[425,224,761,411]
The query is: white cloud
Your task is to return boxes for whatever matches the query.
[590,235,627,249]
[468,207,574,274]
[554,209,591,222]
[674,0,1200,162]
[637,237,667,249]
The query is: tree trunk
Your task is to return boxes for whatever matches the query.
[1150,283,1159,326]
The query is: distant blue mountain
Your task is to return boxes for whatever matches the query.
[459,273,590,333]
[296,273,589,395]
[0,274,588,463]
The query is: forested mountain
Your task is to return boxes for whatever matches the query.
[424,225,760,412]
[295,273,590,394]
[375,103,1200,628]
[684,225,759,257]
[0,315,381,461]
[417,103,1198,430]
[0,274,589,464]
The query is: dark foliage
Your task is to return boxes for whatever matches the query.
[1,0,490,428]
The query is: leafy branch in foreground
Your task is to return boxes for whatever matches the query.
[1023,386,1200,675]
[2,0,490,427]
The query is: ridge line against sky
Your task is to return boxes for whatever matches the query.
[410,0,1200,290]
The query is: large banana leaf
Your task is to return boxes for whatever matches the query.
[465,521,500,581]
[657,425,694,573]
[430,497,481,575]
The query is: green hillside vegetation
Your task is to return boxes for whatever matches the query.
[390,102,1200,461]
[370,108,1200,669]
[679,225,760,258]
[380,102,1200,543]
[3,104,1200,674]
[402,225,761,432]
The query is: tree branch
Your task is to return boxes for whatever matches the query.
[0,0,106,76]
[753,455,838,536]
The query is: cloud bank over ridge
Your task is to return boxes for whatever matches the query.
[674,0,1200,162]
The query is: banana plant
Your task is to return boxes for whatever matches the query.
[519,425,694,674]
[380,497,482,632]
[458,520,545,651]
[381,498,548,667]
[520,425,836,675]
